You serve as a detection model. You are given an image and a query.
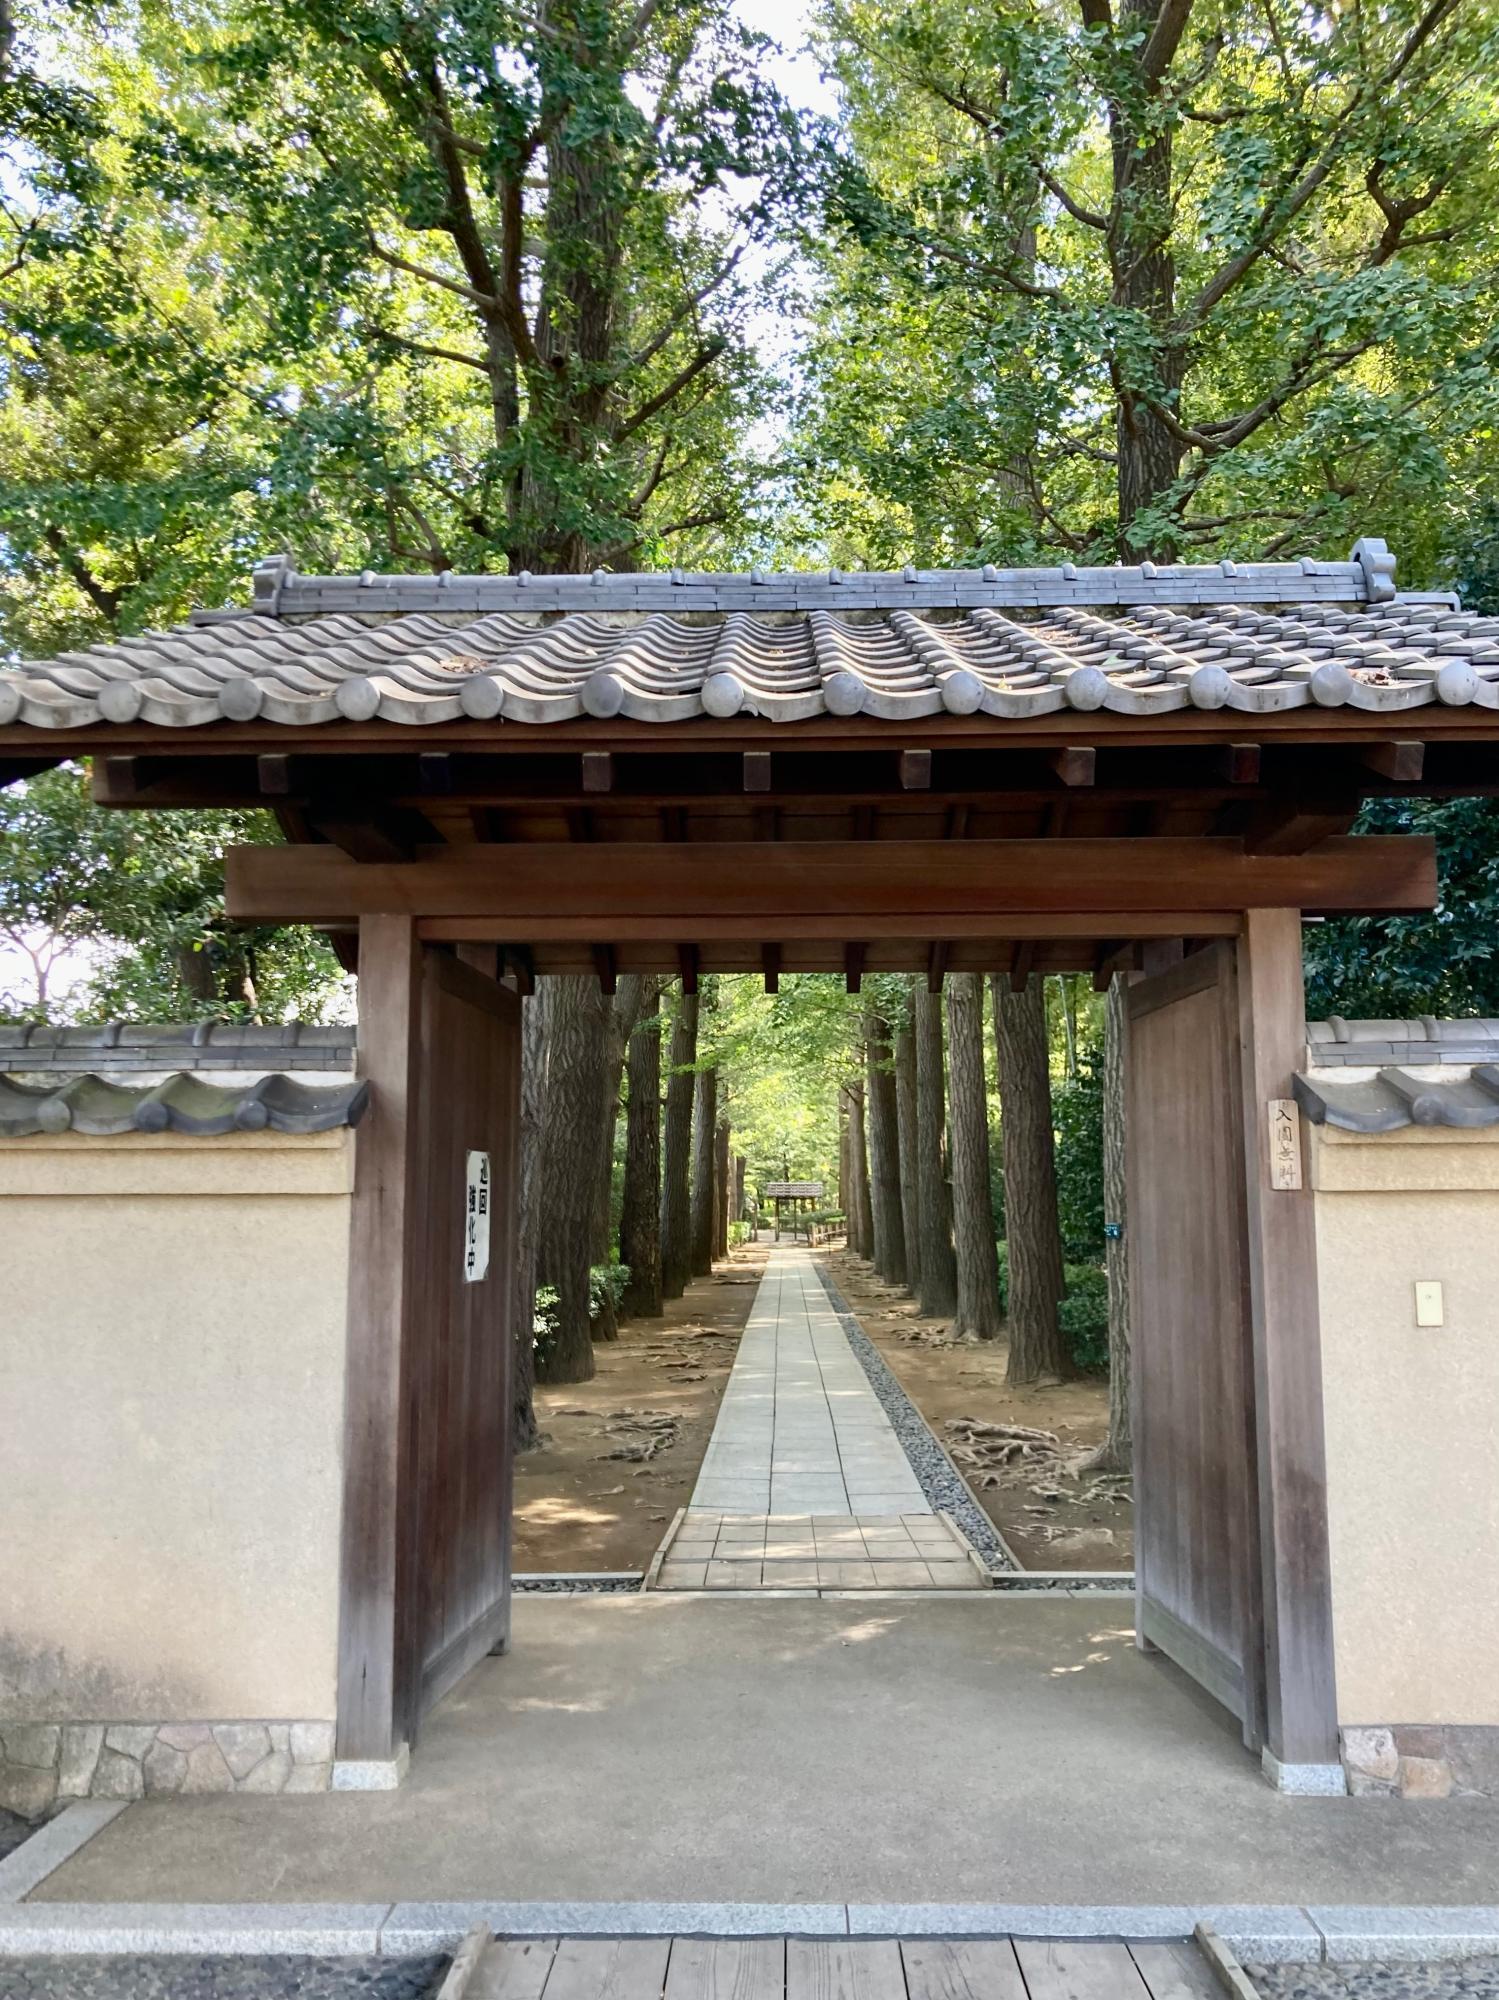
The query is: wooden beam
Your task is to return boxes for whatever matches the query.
[1236,907,1340,1778]
[1049,746,1096,788]
[336,913,421,1764]
[581,751,613,795]
[945,804,970,840]
[1007,940,1035,992]
[591,942,617,994]
[327,928,360,976]
[845,942,866,994]
[743,750,772,793]
[1360,740,1424,783]
[1092,940,1138,991]
[926,940,950,992]
[257,754,292,796]
[1140,938,1185,976]
[417,752,453,795]
[1243,800,1359,855]
[761,943,781,993]
[501,944,536,997]
[227,835,1438,928]
[306,810,418,865]
[677,942,699,996]
[900,748,932,791]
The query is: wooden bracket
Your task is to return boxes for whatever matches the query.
[743,750,772,793]
[926,941,950,993]
[900,748,932,791]
[417,752,453,795]
[1360,740,1425,784]
[257,754,293,796]
[677,943,699,996]
[844,942,866,994]
[1049,746,1096,788]
[1008,940,1035,992]
[1093,940,1139,991]
[581,751,613,795]
[591,943,617,994]
[501,944,536,997]
[761,943,782,993]
[1217,743,1261,787]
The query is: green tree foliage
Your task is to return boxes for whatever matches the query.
[1052,1055,1105,1262]
[0,767,347,1022]
[1304,797,1499,1018]
[795,0,1499,568]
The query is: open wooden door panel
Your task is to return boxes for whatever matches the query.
[1126,944,1267,1748]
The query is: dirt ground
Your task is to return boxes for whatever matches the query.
[821,1245,1134,1574]
[512,1243,768,1574]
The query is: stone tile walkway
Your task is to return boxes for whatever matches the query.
[655,1247,985,1591]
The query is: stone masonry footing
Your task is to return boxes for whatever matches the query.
[0,1722,335,1818]
[1341,1725,1499,1799]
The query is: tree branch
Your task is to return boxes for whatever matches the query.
[611,340,727,445]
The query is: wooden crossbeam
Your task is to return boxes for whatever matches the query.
[1243,799,1360,855]
[227,835,1438,928]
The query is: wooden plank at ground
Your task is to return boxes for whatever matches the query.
[1013,1942,1152,2000]
[901,1938,1028,2000]
[666,1938,785,2000]
[1127,1941,1221,2000]
[472,1939,558,2000]
[226,834,1437,926]
[544,1938,673,2000]
[787,1940,905,2000]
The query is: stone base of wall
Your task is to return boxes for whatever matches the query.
[0,1721,335,1817]
[1342,1724,1499,1798]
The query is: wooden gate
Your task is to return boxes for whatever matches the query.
[1126,944,1266,1747]
[337,924,521,1764]
[398,949,521,1739]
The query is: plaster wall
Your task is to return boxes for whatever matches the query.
[1312,1125,1499,1726]
[0,1130,352,1725]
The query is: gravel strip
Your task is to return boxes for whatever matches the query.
[512,1576,642,1594]
[812,1261,1018,1573]
[1248,1961,1499,2000]
[0,1957,446,1999]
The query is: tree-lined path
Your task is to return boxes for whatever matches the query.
[654,1247,984,1591]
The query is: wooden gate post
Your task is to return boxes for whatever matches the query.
[1236,907,1343,1791]
[334,912,421,1779]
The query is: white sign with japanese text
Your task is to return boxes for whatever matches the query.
[464,1150,491,1282]
[1267,1099,1303,1191]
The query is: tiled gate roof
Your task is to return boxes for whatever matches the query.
[8,544,1499,732]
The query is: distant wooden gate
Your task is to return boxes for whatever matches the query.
[1126,944,1266,1748]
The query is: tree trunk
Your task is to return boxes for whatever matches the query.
[1087,973,1134,1471]
[991,974,1070,1384]
[914,983,958,1319]
[589,973,647,1342]
[864,1010,906,1286]
[513,979,552,1449]
[689,1065,718,1277]
[535,973,610,1383]
[894,987,921,1295]
[619,979,663,1320]
[946,973,1002,1339]
[713,1118,730,1262]
[659,989,697,1299]
[847,1081,874,1258]
[1111,0,1184,554]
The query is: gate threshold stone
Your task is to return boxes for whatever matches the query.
[15,1900,1499,1960]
